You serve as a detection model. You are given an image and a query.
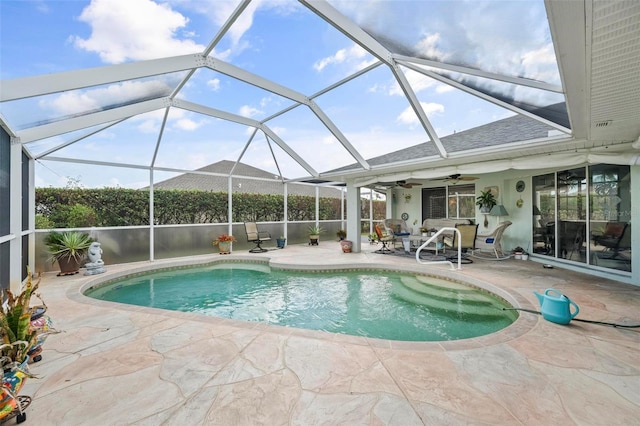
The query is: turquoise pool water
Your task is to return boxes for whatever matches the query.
[86,264,516,341]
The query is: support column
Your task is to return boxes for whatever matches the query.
[346,182,361,252]
[228,177,233,236]
[283,183,288,238]
[630,165,639,286]
[28,155,35,270]
[9,142,22,291]
[386,189,393,219]
[149,169,155,261]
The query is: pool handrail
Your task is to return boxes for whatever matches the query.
[415,227,462,270]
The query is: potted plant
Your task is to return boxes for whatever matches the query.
[43,231,94,276]
[1,271,45,423]
[336,229,346,241]
[476,189,497,213]
[213,234,235,254]
[476,189,498,227]
[420,227,428,237]
[511,246,529,260]
[340,239,353,253]
[276,236,286,249]
[308,225,324,246]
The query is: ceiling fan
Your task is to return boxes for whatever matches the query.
[377,180,423,189]
[430,174,478,184]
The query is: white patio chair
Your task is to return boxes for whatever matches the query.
[472,221,512,260]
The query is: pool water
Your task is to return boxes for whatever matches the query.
[86,264,516,341]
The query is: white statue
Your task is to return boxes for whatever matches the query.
[84,242,106,275]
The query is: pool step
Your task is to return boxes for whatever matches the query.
[401,276,496,305]
[414,275,478,292]
[392,277,505,318]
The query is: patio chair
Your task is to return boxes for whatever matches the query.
[383,218,411,249]
[383,218,413,235]
[593,222,630,259]
[472,221,512,260]
[444,224,478,263]
[374,224,394,253]
[244,222,271,253]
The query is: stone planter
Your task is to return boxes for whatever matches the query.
[340,240,353,253]
[56,256,82,276]
[217,241,232,254]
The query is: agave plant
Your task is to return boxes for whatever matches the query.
[308,225,324,236]
[44,231,94,264]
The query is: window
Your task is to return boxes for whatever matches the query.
[422,188,446,219]
[423,185,474,219]
[447,185,475,219]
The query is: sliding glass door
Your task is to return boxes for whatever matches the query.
[532,164,631,272]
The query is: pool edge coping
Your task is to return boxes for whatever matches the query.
[68,254,539,352]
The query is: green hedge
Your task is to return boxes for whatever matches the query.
[35,188,386,228]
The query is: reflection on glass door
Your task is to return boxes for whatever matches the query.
[532,174,555,256]
[589,165,632,272]
[533,164,631,272]
[556,168,587,263]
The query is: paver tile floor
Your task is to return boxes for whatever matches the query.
[21,241,639,425]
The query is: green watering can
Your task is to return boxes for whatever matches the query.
[534,288,580,325]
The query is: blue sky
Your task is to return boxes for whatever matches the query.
[0,0,560,189]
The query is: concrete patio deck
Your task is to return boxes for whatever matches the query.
[21,241,639,425]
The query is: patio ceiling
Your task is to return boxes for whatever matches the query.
[1,0,639,189]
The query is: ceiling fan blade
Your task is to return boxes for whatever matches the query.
[430,174,478,182]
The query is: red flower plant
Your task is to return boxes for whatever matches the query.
[213,234,236,245]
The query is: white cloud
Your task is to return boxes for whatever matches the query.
[239,105,262,118]
[188,0,302,59]
[321,136,335,145]
[521,44,559,83]
[313,43,376,74]
[271,126,287,135]
[397,102,444,126]
[73,0,205,63]
[185,152,210,170]
[137,119,159,134]
[389,69,437,96]
[35,0,51,14]
[174,118,203,131]
[259,96,272,108]
[39,79,173,117]
[207,78,221,91]
[415,33,449,61]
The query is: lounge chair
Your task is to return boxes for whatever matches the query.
[472,221,512,260]
[244,222,271,253]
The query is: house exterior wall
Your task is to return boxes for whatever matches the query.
[389,165,638,286]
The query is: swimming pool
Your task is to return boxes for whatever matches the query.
[86,263,517,341]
